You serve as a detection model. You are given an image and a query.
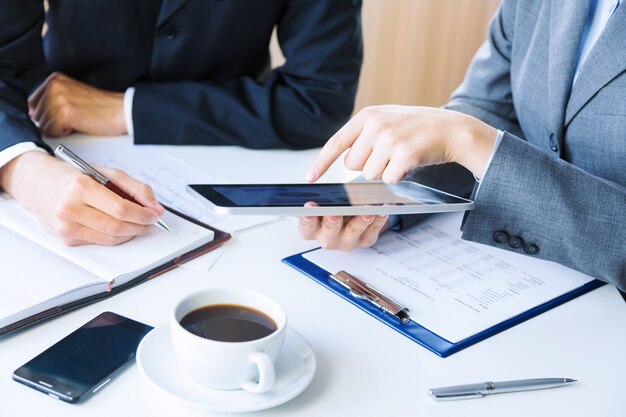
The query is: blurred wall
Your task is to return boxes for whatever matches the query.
[354,0,500,109]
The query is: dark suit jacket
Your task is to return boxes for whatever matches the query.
[0,0,362,151]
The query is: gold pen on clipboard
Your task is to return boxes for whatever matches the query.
[329,270,410,323]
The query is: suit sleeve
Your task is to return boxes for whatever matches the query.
[398,1,626,291]
[443,1,626,289]
[0,0,49,153]
[462,132,626,291]
[132,0,363,150]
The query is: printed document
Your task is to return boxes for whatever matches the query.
[304,213,595,343]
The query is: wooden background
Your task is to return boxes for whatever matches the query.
[271,0,500,111]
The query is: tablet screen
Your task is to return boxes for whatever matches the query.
[191,182,467,208]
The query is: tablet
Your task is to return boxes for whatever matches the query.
[186,181,473,216]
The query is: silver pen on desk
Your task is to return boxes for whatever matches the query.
[428,378,577,400]
[54,145,171,232]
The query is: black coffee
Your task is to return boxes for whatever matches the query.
[180,304,277,342]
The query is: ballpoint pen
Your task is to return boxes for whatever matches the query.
[428,377,577,400]
[54,144,171,232]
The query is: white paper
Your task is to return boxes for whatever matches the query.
[0,198,214,283]
[0,226,105,328]
[304,213,595,343]
[56,136,273,233]
[182,240,229,272]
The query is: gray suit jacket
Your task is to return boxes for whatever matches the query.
[405,0,626,291]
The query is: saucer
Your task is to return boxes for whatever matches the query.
[136,324,316,413]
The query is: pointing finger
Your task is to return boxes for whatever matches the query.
[305,110,369,182]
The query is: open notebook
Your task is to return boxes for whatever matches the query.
[0,196,230,335]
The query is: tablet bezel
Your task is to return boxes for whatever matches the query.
[186,181,474,216]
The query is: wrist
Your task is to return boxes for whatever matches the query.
[0,151,52,196]
[455,116,498,179]
[107,91,127,135]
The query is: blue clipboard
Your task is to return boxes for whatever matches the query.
[282,249,604,358]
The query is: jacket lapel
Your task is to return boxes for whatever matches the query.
[565,4,626,125]
[547,0,591,142]
[157,0,189,27]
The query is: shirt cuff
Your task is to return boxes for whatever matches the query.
[0,142,48,170]
[475,129,504,194]
[124,87,136,137]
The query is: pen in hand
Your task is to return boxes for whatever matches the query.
[428,377,577,400]
[54,144,171,232]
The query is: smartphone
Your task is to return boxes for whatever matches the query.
[187,181,473,216]
[13,312,153,403]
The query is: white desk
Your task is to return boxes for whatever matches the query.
[2,141,625,417]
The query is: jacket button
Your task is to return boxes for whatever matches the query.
[158,24,177,40]
[493,230,509,244]
[508,236,524,248]
[549,133,558,152]
[523,244,539,255]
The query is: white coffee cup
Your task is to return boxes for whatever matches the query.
[171,288,287,393]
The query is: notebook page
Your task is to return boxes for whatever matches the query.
[0,226,105,329]
[304,212,595,343]
[0,197,214,284]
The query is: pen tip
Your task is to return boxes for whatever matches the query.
[157,219,171,232]
[565,378,577,383]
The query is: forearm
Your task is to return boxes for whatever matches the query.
[131,75,357,149]
[0,151,50,200]
[0,0,47,152]
[444,99,525,140]
[0,102,47,150]
[131,0,362,149]
[462,132,626,290]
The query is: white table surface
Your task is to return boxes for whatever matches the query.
[1,139,625,417]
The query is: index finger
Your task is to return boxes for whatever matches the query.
[83,182,160,226]
[100,168,164,212]
[305,111,367,182]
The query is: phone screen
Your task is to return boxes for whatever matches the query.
[13,312,152,403]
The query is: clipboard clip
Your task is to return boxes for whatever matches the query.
[330,270,410,324]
